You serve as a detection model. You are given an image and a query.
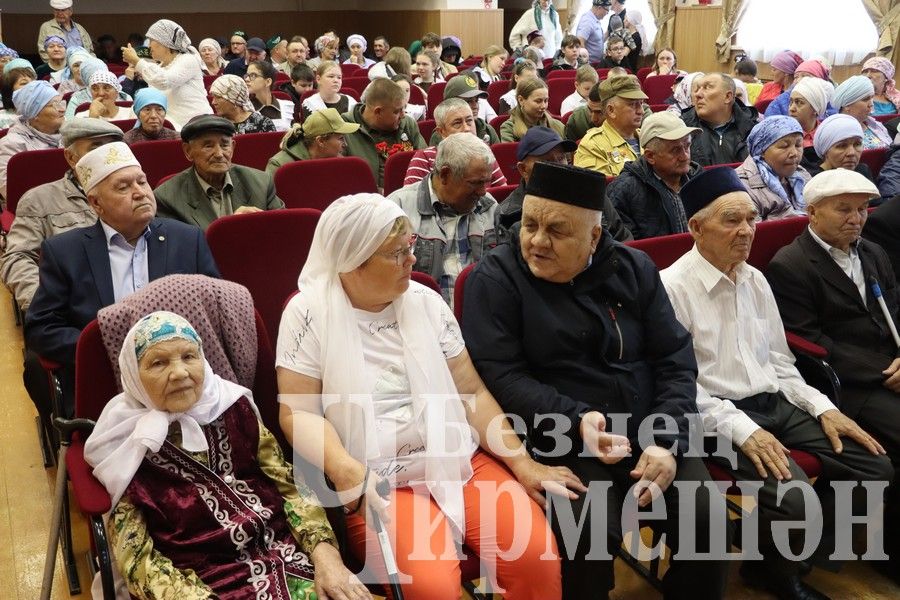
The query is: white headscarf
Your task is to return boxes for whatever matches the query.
[84,311,253,507]
[792,76,833,118]
[294,194,473,537]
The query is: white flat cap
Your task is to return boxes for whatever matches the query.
[50,0,73,9]
[803,168,879,206]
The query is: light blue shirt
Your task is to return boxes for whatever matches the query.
[576,9,605,63]
[100,220,150,303]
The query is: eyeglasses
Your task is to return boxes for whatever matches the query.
[378,234,418,265]
[243,73,261,81]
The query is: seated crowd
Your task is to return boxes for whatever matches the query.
[3,2,900,599]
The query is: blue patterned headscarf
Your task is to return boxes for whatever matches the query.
[748,116,806,209]
[832,75,875,110]
[0,44,19,59]
[3,59,36,76]
[133,311,202,361]
[12,80,59,121]
[43,35,67,50]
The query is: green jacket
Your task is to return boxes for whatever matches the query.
[565,105,593,143]
[342,104,427,189]
[429,118,500,146]
[154,165,284,231]
[265,140,311,176]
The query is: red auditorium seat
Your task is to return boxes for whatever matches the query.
[860,148,889,178]
[489,114,509,133]
[206,208,321,341]
[5,148,69,217]
[340,63,362,78]
[486,183,517,203]
[417,119,436,143]
[203,74,219,90]
[625,232,693,269]
[546,70,577,80]
[232,131,284,171]
[426,82,447,120]
[873,113,899,123]
[273,156,376,210]
[340,87,360,101]
[453,262,477,322]
[409,84,426,107]
[641,74,677,105]
[747,216,809,271]
[548,78,575,116]
[342,76,370,98]
[490,142,520,184]
[383,150,416,195]
[131,138,191,188]
[636,67,652,83]
[486,80,509,113]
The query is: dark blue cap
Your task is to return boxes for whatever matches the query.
[517,126,577,161]
[680,166,748,219]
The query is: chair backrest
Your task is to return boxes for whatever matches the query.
[546,69,577,80]
[409,84,426,107]
[206,208,321,343]
[649,103,669,113]
[487,79,510,112]
[272,90,293,102]
[273,156,377,210]
[636,67,652,83]
[624,232,693,270]
[453,262,477,322]
[547,78,575,116]
[873,112,899,123]
[156,172,178,187]
[542,58,554,70]
[747,215,809,272]
[417,119,437,143]
[131,138,190,188]
[411,271,441,294]
[860,147,889,178]
[340,86,361,101]
[203,74,219,90]
[426,82,448,119]
[489,114,510,133]
[596,68,610,80]
[342,77,371,98]
[490,141,520,185]
[233,131,284,171]
[486,183,517,203]
[383,149,416,195]
[6,148,69,215]
[341,63,362,78]
[641,74,677,105]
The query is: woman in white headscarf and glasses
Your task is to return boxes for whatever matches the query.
[277,194,586,599]
[85,311,369,600]
[121,19,212,130]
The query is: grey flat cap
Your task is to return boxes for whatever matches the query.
[60,118,124,147]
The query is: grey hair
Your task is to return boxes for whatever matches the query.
[434,132,494,178]
[433,97,470,128]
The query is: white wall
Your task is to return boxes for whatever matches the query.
[0,0,486,12]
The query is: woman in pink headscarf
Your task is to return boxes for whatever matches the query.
[862,56,900,115]
[764,58,834,118]
[756,49,803,105]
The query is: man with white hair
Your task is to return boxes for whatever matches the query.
[402,98,506,188]
[25,142,219,413]
[37,0,93,63]
[768,168,900,578]
[662,166,891,600]
[388,133,497,303]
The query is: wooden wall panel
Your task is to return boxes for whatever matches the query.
[672,5,722,74]
[440,9,504,56]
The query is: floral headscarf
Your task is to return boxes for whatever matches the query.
[863,56,900,112]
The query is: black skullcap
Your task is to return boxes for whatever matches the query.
[524,162,606,211]
[680,166,748,219]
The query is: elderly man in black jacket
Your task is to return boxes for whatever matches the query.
[607,111,703,240]
[680,73,758,167]
[768,168,900,580]
[463,162,729,600]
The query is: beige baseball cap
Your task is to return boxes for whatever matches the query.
[638,111,701,148]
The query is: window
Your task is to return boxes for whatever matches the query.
[568,0,659,56]
[736,0,876,66]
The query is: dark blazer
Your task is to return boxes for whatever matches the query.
[25,218,220,365]
[863,197,900,278]
[767,228,900,388]
[153,165,284,231]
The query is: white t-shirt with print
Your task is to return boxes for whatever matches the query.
[276,287,471,486]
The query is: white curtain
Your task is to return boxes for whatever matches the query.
[737,0,877,65]
[568,0,659,55]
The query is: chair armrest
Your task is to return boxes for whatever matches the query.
[67,435,112,515]
[38,355,62,372]
[785,331,828,359]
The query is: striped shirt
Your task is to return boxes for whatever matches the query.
[661,245,836,445]
[403,146,507,188]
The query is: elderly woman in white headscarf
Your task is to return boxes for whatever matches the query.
[344,34,375,68]
[789,76,834,147]
[666,71,703,116]
[832,75,892,150]
[801,113,872,180]
[277,194,581,599]
[57,46,92,95]
[85,311,368,600]
[121,19,213,130]
[75,70,136,121]
[197,37,226,76]
[0,80,63,202]
[735,115,811,220]
[209,74,276,134]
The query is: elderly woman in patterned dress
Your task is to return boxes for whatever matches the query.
[85,311,369,599]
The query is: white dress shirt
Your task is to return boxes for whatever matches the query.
[100,220,149,303]
[661,245,836,446]
[807,225,866,302]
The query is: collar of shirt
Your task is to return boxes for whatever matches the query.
[807,224,860,261]
[424,175,487,217]
[100,219,150,250]
[194,168,234,195]
[687,244,750,293]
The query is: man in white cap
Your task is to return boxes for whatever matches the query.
[768,168,900,579]
[606,111,703,240]
[37,1,94,63]
[25,141,219,414]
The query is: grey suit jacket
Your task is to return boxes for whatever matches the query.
[153,164,284,231]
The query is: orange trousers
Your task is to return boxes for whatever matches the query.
[345,451,562,600]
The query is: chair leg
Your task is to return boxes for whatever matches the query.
[91,515,117,600]
[36,414,56,468]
